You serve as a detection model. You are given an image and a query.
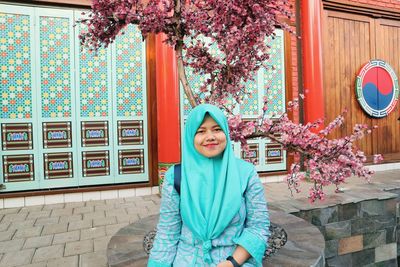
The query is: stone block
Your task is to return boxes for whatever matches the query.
[4,197,24,208]
[64,193,83,203]
[80,226,106,240]
[338,203,360,221]
[351,215,396,235]
[325,239,338,258]
[64,202,85,208]
[105,208,127,218]
[46,255,78,267]
[364,258,397,267]
[93,236,112,252]
[32,244,64,262]
[94,204,115,212]
[16,262,47,267]
[42,203,65,211]
[68,219,92,231]
[351,248,375,266]
[363,230,386,249]
[79,250,108,267]
[85,200,105,207]
[50,208,73,217]
[93,216,117,227]
[0,208,20,215]
[0,223,10,232]
[83,211,105,221]
[375,243,397,262]
[323,221,351,240]
[42,223,68,235]
[0,238,24,253]
[64,239,94,256]
[26,210,51,220]
[53,230,80,245]
[385,227,396,243]
[361,200,385,217]
[8,219,35,231]
[338,235,363,255]
[59,214,82,223]
[312,206,338,226]
[73,206,94,215]
[326,254,352,267]
[34,216,60,226]
[2,213,28,223]
[0,229,15,242]
[23,235,53,249]
[14,226,43,239]
[20,205,43,213]
[384,198,397,216]
[0,248,34,267]
[105,223,129,236]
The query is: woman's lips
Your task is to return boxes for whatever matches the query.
[204,144,218,148]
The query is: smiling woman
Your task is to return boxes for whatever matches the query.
[148,104,270,267]
[194,114,227,158]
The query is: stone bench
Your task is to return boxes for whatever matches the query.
[107,209,325,267]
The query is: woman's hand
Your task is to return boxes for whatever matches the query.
[217,261,234,267]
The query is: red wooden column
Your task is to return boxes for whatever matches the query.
[301,0,325,125]
[155,33,181,186]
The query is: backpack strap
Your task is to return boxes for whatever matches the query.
[174,164,181,195]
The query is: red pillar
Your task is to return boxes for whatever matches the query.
[301,0,325,126]
[155,34,181,186]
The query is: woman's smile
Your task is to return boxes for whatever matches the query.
[194,115,227,158]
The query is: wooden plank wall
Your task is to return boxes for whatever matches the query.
[322,10,400,161]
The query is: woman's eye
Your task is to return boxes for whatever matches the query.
[214,128,222,132]
[196,130,204,134]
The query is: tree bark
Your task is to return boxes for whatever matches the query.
[176,42,198,107]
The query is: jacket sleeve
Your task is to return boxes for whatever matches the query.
[235,170,270,264]
[148,167,182,267]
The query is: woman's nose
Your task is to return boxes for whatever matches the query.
[205,133,216,141]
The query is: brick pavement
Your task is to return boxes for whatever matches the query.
[0,169,397,266]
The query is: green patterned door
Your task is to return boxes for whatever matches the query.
[0,4,149,192]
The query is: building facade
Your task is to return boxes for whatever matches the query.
[0,0,399,205]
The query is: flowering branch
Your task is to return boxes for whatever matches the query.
[79,0,383,202]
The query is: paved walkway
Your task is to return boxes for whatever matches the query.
[0,169,398,267]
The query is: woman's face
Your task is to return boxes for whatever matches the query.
[194,115,227,158]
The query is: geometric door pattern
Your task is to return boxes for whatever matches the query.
[0,5,149,192]
[180,29,286,172]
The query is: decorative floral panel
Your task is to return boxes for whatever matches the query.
[42,121,72,148]
[1,123,33,150]
[265,143,283,164]
[81,121,109,147]
[118,149,144,174]
[39,16,72,118]
[2,154,34,182]
[117,120,143,145]
[264,34,285,118]
[0,12,33,119]
[77,23,109,118]
[115,24,145,117]
[44,152,73,179]
[241,144,259,165]
[82,150,110,177]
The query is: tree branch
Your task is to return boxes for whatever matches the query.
[176,42,198,107]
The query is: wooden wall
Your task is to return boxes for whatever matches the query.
[322,9,400,161]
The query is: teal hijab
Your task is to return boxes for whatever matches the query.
[180,104,253,263]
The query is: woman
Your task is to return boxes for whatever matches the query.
[148,104,270,267]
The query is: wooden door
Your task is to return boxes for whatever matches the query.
[322,10,400,160]
[374,19,400,157]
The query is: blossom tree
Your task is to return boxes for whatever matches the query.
[79,0,382,202]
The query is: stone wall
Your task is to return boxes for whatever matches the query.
[290,190,398,266]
